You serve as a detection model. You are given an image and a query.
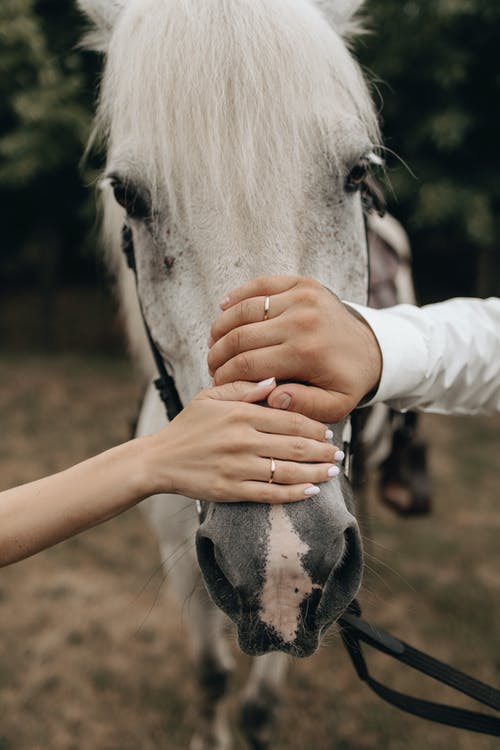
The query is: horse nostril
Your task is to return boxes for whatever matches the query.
[302,586,323,631]
[195,533,239,616]
[315,524,363,629]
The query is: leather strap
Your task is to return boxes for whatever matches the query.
[339,601,500,736]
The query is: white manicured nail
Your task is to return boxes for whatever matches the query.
[334,450,345,462]
[257,377,276,387]
[325,429,334,440]
[220,296,230,308]
[328,465,340,478]
[304,486,320,496]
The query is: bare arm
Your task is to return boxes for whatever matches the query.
[0,379,341,567]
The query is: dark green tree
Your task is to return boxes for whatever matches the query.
[357,0,500,299]
[0,0,99,345]
[1,0,498,342]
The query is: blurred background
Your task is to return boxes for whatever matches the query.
[0,2,499,750]
[1,0,499,353]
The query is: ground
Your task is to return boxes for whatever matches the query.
[0,353,498,750]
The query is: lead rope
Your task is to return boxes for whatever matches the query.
[338,600,500,736]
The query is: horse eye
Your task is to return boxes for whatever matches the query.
[108,175,150,219]
[345,159,369,193]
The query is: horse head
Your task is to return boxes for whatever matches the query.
[79,0,379,657]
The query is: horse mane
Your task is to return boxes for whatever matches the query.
[90,0,379,375]
[94,0,378,233]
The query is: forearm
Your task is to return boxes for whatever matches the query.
[0,438,154,567]
[0,377,338,567]
[350,297,500,415]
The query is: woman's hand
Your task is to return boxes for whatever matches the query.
[207,276,382,423]
[143,378,344,503]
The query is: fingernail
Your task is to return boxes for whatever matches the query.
[276,393,292,410]
[304,486,320,496]
[334,450,345,462]
[325,428,334,441]
[207,335,214,348]
[328,465,340,478]
[220,296,230,308]
[257,377,276,387]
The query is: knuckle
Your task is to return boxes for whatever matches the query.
[289,412,303,435]
[291,439,306,461]
[322,443,335,462]
[228,327,242,354]
[196,387,211,399]
[207,348,216,370]
[212,479,231,502]
[281,486,296,504]
[283,464,299,484]
[300,276,322,293]
[259,486,274,504]
[209,320,218,340]
[297,309,319,332]
[254,274,271,290]
[227,403,244,423]
[240,299,253,324]
[295,282,320,308]
[235,351,253,378]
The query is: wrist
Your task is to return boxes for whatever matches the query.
[359,317,383,397]
[135,431,177,497]
[343,303,382,400]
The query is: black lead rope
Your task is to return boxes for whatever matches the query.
[339,600,500,736]
[121,221,500,737]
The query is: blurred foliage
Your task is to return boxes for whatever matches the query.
[357,0,500,298]
[0,0,498,308]
[0,0,100,289]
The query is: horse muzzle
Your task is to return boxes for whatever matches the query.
[195,485,363,657]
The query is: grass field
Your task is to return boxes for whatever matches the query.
[0,354,498,750]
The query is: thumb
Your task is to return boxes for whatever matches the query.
[205,377,277,404]
[267,383,354,423]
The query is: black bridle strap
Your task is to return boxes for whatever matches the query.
[122,225,183,422]
[339,601,500,736]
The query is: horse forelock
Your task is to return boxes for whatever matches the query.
[96,0,379,240]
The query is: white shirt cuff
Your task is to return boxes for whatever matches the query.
[345,303,429,409]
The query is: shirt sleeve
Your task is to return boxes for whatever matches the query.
[347,297,500,415]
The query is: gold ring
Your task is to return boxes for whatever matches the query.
[268,457,276,483]
[263,296,270,321]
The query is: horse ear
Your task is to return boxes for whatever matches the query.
[314,0,367,38]
[77,0,126,51]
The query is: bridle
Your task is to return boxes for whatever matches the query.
[120,179,500,737]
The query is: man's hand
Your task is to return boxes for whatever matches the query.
[208,276,382,423]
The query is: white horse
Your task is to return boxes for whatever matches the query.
[78,1,380,747]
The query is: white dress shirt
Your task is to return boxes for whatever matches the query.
[349,298,500,415]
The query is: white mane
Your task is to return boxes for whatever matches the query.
[95,0,379,239]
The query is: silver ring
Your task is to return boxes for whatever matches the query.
[263,296,270,321]
[268,457,276,484]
